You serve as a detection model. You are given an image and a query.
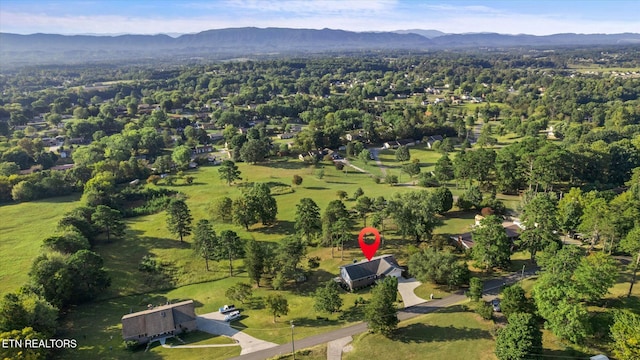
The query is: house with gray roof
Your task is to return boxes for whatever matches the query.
[339,255,403,291]
[121,300,197,345]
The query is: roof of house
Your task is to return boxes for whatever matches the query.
[122,300,194,321]
[451,220,522,249]
[397,139,415,145]
[428,135,444,142]
[340,255,401,281]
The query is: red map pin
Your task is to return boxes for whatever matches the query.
[358,227,381,261]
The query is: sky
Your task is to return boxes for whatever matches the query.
[0,0,639,36]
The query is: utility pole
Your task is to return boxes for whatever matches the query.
[291,321,296,360]
[521,264,525,280]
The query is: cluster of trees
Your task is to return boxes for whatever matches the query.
[212,182,278,230]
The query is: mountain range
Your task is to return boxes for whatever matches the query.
[1,27,639,67]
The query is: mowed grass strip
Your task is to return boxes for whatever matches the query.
[0,194,81,294]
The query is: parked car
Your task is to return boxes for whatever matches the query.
[219,304,236,314]
[491,299,501,312]
[224,310,241,322]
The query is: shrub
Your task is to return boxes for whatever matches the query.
[139,255,160,273]
[476,302,493,320]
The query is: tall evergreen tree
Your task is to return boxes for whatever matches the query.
[294,198,322,243]
[192,219,216,271]
[166,199,193,242]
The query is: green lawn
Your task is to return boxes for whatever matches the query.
[343,305,497,360]
[0,194,82,294]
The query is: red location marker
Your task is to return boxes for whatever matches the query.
[358,227,381,261]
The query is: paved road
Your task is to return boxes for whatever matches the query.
[229,271,535,360]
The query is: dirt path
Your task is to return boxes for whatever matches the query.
[369,147,387,176]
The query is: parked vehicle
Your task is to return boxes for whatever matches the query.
[491,299,501,312]
[219,304,236,313]
[224,310,241,322]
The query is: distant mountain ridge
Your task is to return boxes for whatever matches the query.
[1,27,639,67]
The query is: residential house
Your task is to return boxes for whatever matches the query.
[278,132,296,140]
[451,216,523,250]
[41,137,58,147]
[339,255,403,291]
[425,135,444,149]
[121,300,197,345]
[59,149,72,159]
[382,138,417,149]
[192,145,213,155]
[208,133,224,142]
[345,132,363,142]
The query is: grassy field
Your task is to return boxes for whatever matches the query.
[0,194,82,294]
[343,305,497,360]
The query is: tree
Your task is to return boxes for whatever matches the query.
[240,139,268,164]
[294,198,322,243]
[314,281,343,314]
[495,312,542,360]
[166,199,193,242]
[432,186,453,214]
[519,192,560,261]
[434,154,454,183]
[578,197,615,251]
[65,250,111,304]
[322,200,350,252]
[500,285,532,319]
[244,240,265,287]
[292,174,303,186]
[42,231,90,254]
[533,284,590,344]
[216,230,245,277]
[232,197,258,230]
[91,205,125,242]
[218,160,242,185]
[459,184,483,210]
[247,183,278,226]
[401,162,421,179]
[610,310,640,360]
[532,247,616,344]
[621,226,640,297]
[265,294,289,323]
[172,145,192,169]
[395,145,410,162]
[467,277,483,301]
[387,191,442,243]
[336,190,348,200]
[212,196,233,223]
[557,187,584,235]
[471,215,511,270]
[0,292,58,337]
[0,327,50,360]
[385,173,398,186]
[364,276,398,336]
[408,248,469,289]
[354,196,373,226]
[192,219,216,271]
[572,252,618,302]
[358,149,372,164]
[225,283,253,304]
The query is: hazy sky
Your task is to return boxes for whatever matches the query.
[1,0,638,36]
